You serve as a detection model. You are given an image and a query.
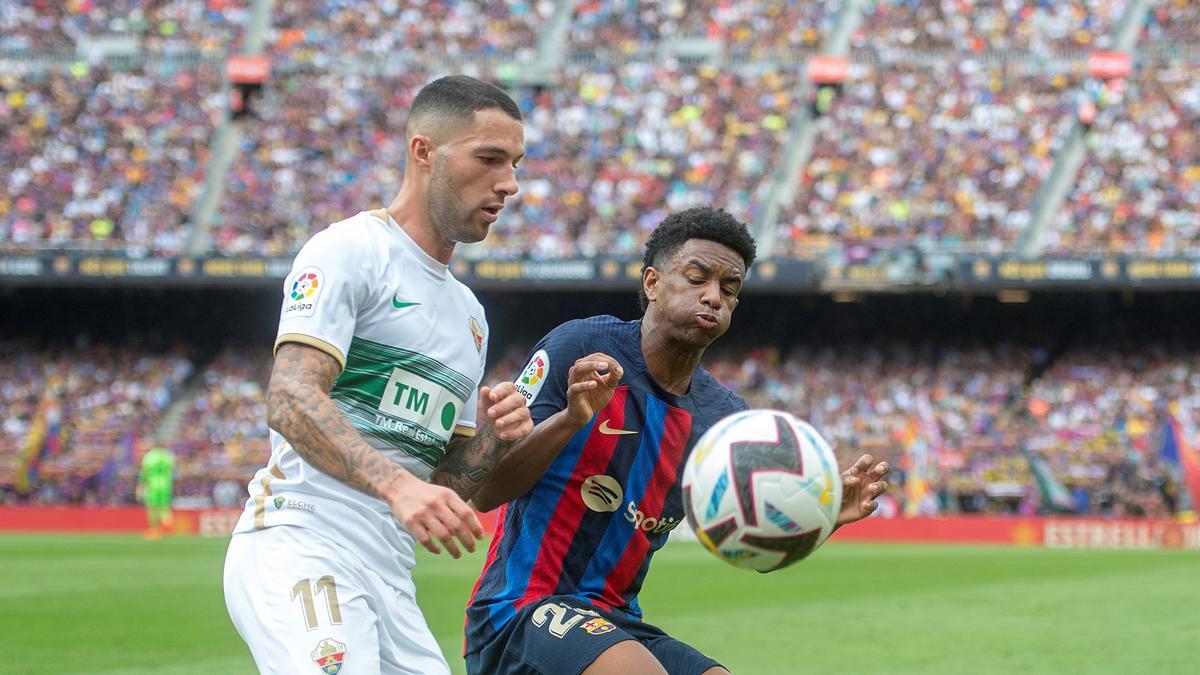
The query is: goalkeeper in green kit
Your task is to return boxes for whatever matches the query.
[136,446,175,539]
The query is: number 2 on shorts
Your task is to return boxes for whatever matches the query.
[291,575,343,631]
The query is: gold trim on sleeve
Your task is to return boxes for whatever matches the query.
[275,334,347,372]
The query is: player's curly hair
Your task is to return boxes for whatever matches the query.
[639,207,757,311]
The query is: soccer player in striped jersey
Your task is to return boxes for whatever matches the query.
[464,207,890,674]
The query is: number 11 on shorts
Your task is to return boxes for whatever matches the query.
[292,576,343,631]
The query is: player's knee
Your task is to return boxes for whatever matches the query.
[583,639,668,675]
[701,667,731,675]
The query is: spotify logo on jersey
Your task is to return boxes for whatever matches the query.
[581,475,624,513]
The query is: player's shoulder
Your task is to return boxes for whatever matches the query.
[302,210,387,262]
[540,315,636,354]
[691,366,750,417]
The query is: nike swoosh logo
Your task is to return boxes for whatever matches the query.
[598,419,637,436]
[392,294,420,309]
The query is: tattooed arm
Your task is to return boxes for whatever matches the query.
[267,342,483,557]
[467,354,622,513]
[432,381,532,502]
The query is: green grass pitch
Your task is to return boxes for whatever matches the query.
[1,534,1194,674]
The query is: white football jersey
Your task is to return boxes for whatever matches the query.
[234,209,489,587]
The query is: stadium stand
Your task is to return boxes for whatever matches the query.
[0,343,192,505]
[1,1,1198,521]
[1048,61,1200,256]
[166,348,270,505]
[2,0,1198,258]
[1,62,223,254]
[774,58,1081,259]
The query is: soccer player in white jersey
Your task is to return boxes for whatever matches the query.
[223,76,533,675]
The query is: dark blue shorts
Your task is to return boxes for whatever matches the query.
[465,595,722,675]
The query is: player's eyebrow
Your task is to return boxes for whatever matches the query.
[475,145,524,164]
[686,258,743,282]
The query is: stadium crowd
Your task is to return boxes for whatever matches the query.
[1048,62,1200,256]
[775,58,1080,259]
[0,342,192,505]
[3,0,1198,259]
[2,63,222,255]
[1,335,1193,517]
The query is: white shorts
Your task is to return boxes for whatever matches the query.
[224,525,450,675]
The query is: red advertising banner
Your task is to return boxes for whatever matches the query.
[831,515,1200,550]
[1087,50,1131,79]
[0,505,502,537]
[807,55,851,84]
[226,55,270,84]
[3,509,1195,549]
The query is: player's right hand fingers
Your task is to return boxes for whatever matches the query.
[570,353,616,380]
[443,497,484,551]
[424,517,460,559]
[408,521,441,555]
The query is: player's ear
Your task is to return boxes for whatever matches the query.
[642,266,661,303]
[409,134,434,168]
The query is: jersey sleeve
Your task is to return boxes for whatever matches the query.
[274,224,373,371]
[512,321,592,426]
[454,308,489,437]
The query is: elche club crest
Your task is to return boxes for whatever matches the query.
[469,316,484,353]
[311,637,346,675]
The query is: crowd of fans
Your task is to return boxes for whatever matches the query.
[1,63,223,255]
[775,58,1080,259]
[267,0,546,64]
[0,342,192,505]
[10,334,1194,517]
[0,0,245,54]
[0,336,1188,516]
[569,0,833,58]
[706,340,1193,517]
[853,0,1129,53]
[166,348,271,506]
[2,1,1198,259]
[1046,62,1200,256]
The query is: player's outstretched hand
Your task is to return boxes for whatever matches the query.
[836,454,890,528]
[385,476,483,558]
[479,381,534,442]
[564,352,623,426]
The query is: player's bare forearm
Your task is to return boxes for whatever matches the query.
[267,342,414,500]
[431,424,510,502]
[467,409,585,512]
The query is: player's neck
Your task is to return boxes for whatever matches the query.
[387,187,455,264]
[640,318,701,396]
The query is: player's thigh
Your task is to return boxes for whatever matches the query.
[583,640,668,675]
[223,526,383,675]
[471,597,643,675]
[641,632,725,675]
[369,565,451,675]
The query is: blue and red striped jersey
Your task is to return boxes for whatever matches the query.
[465,316,747,650]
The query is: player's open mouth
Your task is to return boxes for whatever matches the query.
[696,312,719,329]
[481,205,503,223]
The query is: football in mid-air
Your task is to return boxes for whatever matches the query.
[681,410,842,572]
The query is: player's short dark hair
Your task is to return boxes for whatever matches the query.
[638,207,758,311]
[408,75,521,135]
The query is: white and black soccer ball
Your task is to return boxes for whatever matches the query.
[682,409,842,573]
